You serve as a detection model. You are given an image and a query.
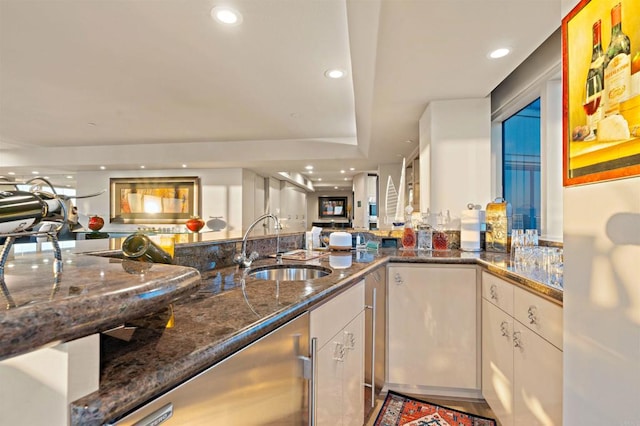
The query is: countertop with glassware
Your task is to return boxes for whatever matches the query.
[68,246,562,425]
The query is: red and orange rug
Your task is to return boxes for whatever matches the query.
[374,391,496,426]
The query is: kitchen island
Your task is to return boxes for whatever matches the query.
[0,236,562,425]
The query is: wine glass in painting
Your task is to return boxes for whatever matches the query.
[583,73,603,140]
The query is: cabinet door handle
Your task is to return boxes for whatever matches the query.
[528,305,538,325]
[513,331,523,349]
[490,284,498,301]
[370,287,377,408]
[310,337,317,426]
[500,321,510,338]
[333,342,345,361]
[394,272,403,285]
[343,331,355,350]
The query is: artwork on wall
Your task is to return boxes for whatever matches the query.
[562,0,640,186]
[110,177,200,224]
[318,196,348,219]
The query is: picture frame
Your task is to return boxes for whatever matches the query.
[110,177,200,224]
[562,0,640,186]
[318,196,348,219]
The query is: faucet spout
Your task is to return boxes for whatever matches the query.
[234,213,281,268]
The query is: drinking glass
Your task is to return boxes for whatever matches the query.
[510,229,525,263]
[525,229,539,247]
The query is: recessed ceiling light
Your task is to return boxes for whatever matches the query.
[8,172,15,175]
[334,186,338,189]
[305,165,313,170]
[344,178,348,181]
[43,176,49,179]
[308,170,313,174]
[489,48,510,59]
[66,175,73,179]
[318,178,322,181]
[349,167,355,171]
[211,6,242,25]
[182,164,187,168]
[100,166,106,170]
[340,170,345,174]
[140,165,145,169]
[325,69,346,79]
[32,171,39,174]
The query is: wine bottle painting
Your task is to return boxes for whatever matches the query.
[562,0,640,186]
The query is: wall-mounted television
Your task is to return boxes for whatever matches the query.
[318,196,348,219]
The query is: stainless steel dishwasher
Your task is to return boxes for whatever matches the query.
[109,313,310,425]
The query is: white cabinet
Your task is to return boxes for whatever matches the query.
[387,264,480,397]
[0,334,99,426]
[280,181,307,231]
[311,281,365,426]
[481,271,563,426]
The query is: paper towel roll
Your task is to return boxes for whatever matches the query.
[461,209,484,252]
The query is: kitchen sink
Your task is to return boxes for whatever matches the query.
[246,264,332,281]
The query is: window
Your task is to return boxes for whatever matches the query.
[502,98,541,231]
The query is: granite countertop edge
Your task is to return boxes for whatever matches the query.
[0,257,202,361]
[71,262,378,425]
[70,250,563,425]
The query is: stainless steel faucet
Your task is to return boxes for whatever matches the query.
[234,213,281,268]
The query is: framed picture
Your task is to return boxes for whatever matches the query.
[110,177,200,224]
[562,0,640,186]
[318,196,348,219]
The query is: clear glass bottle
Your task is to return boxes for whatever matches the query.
[417,220,432,251]
[401,216,416,249]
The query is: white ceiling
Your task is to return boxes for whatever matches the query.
[0,0,560,190]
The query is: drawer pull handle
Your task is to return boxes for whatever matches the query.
[394,272,403,285]
[333,342,345,361]
[490,284,498,301]
[528,305,538,325]
[343,331,356,350]
[500,321,510,338]
[513,331,523,349]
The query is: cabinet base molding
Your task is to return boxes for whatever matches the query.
[385,383,483,400]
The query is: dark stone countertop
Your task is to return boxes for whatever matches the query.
[0,242,202,361]
[70,248,563,425]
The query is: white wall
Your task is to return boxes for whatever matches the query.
[419,98,492,215]
[352,172,368,229]
[561,0,640,424]
[75,168,244,235]
[563,177,640,424]
[541,79,563,241]
[279,181,307,232]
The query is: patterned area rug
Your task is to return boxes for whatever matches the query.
[374,391,497,426]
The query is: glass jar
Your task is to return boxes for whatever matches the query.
[401,217,416,249]
[417,222,432,251]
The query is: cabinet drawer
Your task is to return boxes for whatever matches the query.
[514,286,563,350]
[311,281,364,348]
[482,271,514,315]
